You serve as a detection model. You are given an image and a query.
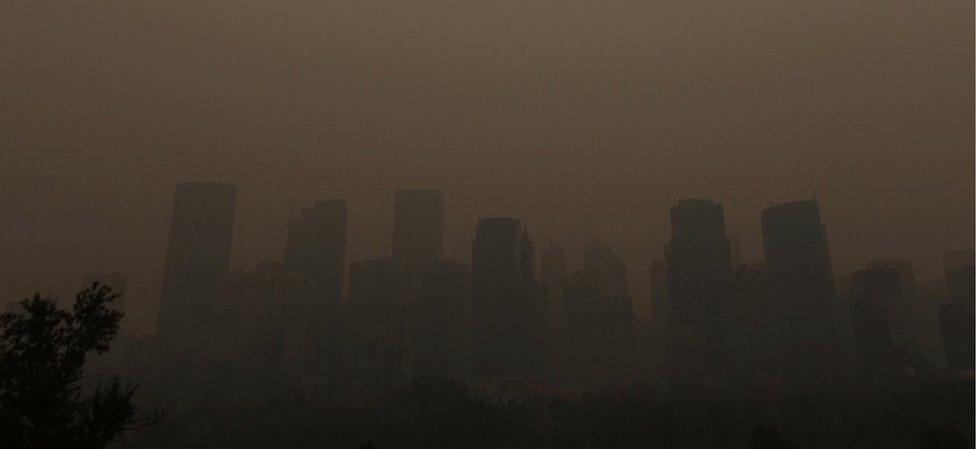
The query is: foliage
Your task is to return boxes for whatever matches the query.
[0,283,143,448]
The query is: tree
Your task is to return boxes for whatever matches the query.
[0,283,146,448]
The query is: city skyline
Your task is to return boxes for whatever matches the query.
[2,1,972,340]
[3,184,973,338]
[1,0,972,446]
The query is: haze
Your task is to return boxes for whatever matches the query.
[1,0,972,336]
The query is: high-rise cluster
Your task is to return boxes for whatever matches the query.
[149,183,973,399]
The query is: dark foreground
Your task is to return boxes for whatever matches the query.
[126,378,973,449]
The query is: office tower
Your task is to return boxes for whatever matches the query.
[664,199,735,381]
[158,182,237,353]
[940,251,975,370]
[866,259,920,356]
[849,264,918,377]
[540,243,567,332]
[82,272,127,312]
[643,259,670,381]
[284,199,348,312]
[283,199,347,378]
[915,279,947,367]
[393,189,444,262]
[582,240,628,298]
[562,244,635,386]
[346,257,421,380]
[413,260,472,380]
[471,217,543,379]
[209,269,313,384]
[943,250,975,302]
[730,262,775,379]
[648,259,669,336]
[728,231,743,267]
[761,199,839,382]
[348,258,424,306]
[333,299,408,386]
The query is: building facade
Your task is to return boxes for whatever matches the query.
[158,182,237,353]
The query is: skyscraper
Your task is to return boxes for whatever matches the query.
[939,250,975,370]
[284,199,348,312]
[729,262,775,379]
[664,199,735,381]
[582,240,628,298]
[761,199,839,382]
[393,189,444,262]
[471,217,542,379]
[348,258,423,306]
[562,243,635,386]
[413,260,472,380]
[849,263,918,377]
[540,243,567,331]
[209,269,313,384]
[158,182,237,353]
[283,199,347,378]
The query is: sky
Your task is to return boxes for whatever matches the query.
[1,0,973,335]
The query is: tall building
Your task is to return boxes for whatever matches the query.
[209,269,313,385]
[283,199,347,378]
[284,199,348,312]
[730,262,775,379]
[413,260,472,380]
[664,199,735,381]
[562,244,635,386]
[915,279,947,367]
[582,240,628,298]
[333,299,408,386]
[940,250,975,370]
[348,258,424,306]
[540,243,567,332]
[761,199,839,382]
[648,259,669,337]
[158,182,237,353]
[943,250,975,303]
[393,190,444,262]
[643,259,670,381]
[849,263,918,377]
[82,272,127,312]
[471,218,544,379]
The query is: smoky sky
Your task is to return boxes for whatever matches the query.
[1,0,972,334]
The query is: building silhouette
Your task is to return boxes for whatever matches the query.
[914,279,947,367]
[471,217,545,379]
[939,250,975,370]
[582,240,628,298]
[284,199,348,312]
[664,199,735,381]
[158,182,237,353]
[209,267,313,387]
[562,242,634,386]
[283,199,347,378]
[333,299,408,397]
[849,262,918,377]
[729,262,775,380]
[644,259,670,382]
[540,243,567,332]
[348,258,423,307]
[761,199,840,382]
[392,190,444,262]
[344,257,472,382]
[413,260,472,380]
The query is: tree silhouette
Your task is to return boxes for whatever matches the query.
[0,283,147,448]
